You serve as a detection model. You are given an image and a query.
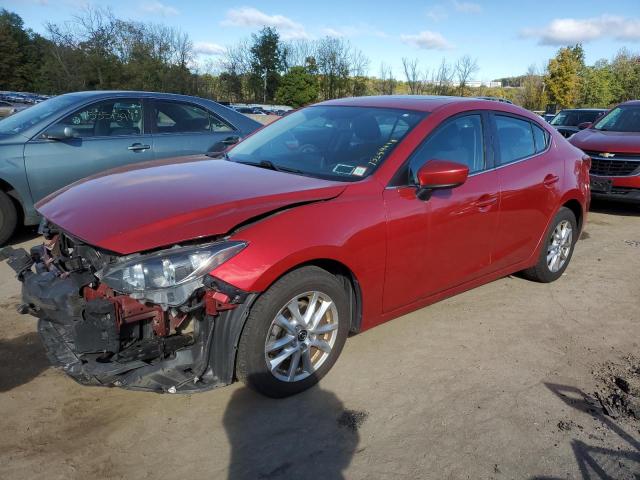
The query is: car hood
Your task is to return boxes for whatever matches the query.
[570,129,640,154]
[37,156,347,254]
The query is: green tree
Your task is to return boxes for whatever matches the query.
[579,60,614,107]
[0,9,50,91]
[275,66,318,107]
[610,48,640,102]
[545,44,585,109]
[249,27,284,102]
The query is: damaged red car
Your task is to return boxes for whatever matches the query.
[2,96,590,398]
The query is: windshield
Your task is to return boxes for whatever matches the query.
[227,106,426,181]
[551,110,603,127]
[0,95,79,136]
[593,105,640,132]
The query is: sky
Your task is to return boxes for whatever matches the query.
[4,0,640,81]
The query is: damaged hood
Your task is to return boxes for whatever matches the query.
[37,156,346,254]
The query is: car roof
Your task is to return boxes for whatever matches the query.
[314,95,523,114]
[58,90,213,102]
[619,100,640,107]
[558,108,607,112]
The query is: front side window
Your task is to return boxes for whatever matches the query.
[154,101,234,134]
[227,106,425,181]
[406,114,485,183]
[593,105,640,132]
[54,99,142,138]
[495,115,536,165]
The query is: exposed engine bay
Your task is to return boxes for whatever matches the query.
[1,222,255,393]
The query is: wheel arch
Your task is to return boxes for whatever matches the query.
[0,177,26,225]
[256,258,363,334]
[561,198,584,233]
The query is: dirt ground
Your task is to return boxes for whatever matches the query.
[0,201,639,480]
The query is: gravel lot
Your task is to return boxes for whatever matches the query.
[0,201,639,480]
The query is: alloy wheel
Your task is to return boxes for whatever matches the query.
[547,220,573,273]
[264,291,339,382]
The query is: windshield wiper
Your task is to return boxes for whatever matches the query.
[236,160,306,175]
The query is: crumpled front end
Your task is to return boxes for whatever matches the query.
[2,224,255,393]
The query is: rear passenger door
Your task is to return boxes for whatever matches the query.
[24,98,152,202]
[490,113,561,270]
[148,99,240,159]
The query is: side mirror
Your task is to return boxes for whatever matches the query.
[416,160,469,201]
[43,124,76,140]
[577,122,591,130]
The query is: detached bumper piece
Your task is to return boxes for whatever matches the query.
[2,243,255,394]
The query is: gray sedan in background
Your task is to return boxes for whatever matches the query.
[0,91,260,243]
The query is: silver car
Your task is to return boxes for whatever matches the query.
[0,91,260,243]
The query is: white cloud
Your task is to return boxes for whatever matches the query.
[452,0,482,13]
[522,15,640,45]
[401,30,453,50]
[140,1,179,17]
[193,41,225,56]
[221,7,309,40]
[426,5,448,22]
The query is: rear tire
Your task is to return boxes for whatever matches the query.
[521,207,577,283]
[236,266,350,398]
[0,190,18,245]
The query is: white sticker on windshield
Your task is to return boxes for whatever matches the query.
[333,164,355,175]
[352,166,367,176]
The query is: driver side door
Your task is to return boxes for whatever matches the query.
[382,112,501,312]
[24,98,152,203]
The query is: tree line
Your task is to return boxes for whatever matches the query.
[1,7,639,111]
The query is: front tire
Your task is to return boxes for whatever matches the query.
[521,206,577,283]
[236,266,350,398]
[0,190,18,245]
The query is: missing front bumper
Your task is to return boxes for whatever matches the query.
[4,245,256,394]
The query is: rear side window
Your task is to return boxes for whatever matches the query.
[495,115,536,165]
[532,123,550,153]
[153,101,234,134]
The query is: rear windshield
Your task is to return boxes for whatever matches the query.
[0,95,79,136]
[227,106,426,181]
[593,105,640,132]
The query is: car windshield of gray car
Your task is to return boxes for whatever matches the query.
[593,105,640,132]
[226,106,426,182]
[0,95,79,136]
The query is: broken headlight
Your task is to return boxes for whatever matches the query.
[98,241,246,307]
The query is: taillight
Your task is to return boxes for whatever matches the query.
[582,154,591,170]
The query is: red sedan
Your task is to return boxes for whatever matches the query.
[3,96,590,397]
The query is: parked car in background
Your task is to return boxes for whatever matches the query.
[570,100,640,203]
[549,108,607,138]
[2,96,589,398]
[0,101,19,117]
[543,113,556,123]
[233,106,255,114]
[0,91,260,243]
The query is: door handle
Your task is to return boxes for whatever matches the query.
[543,174,560,187]
[128,143,151,151]
[472,194,498,211]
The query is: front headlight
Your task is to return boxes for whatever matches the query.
[99,241,246,307]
